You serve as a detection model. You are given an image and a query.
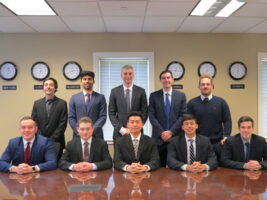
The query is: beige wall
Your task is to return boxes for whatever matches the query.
[0,33,266,154]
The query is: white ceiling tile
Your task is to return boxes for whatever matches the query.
[19,16,70,32]
[99,1,146,16]
[143,16,184,32]
[233,2,267,17]
[62,16,106,32]
[247,19,267,33]
[104,16,142,32]
[0,4,14,16]
[0,17,34,32]
[49,1,100,16]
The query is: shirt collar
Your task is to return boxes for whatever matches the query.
[130,133,141,141]
[240,135,251,144]
[200,94,213,101]
[80,137,92,145]
[23,136,35,146]
[163,88,172,95]
[45,96,55,102]
[123,84,133,91]
[185,135,196,142]
[83,90,93,96]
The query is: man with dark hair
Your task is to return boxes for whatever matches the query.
[221,116,267,170]
[149,70,187,167]
[69,71,107,138]
[0,117,57,173]
[32,77,67,158]
[114,111,160,173]
[59,116,112,171]
[167,114,218,172]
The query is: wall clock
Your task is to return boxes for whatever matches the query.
[0,61,17,81]
[31,61,50,81]
[63,61,82,80]
[166,61,185,80]
[198,61,216,78]
[229,61,247,80]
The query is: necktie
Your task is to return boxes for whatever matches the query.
[203,97,209,102]
[188,139,195,164]
[245,142,250,162]
[125,89,131,113]
[165,93,171,130]
[83,141,89,162]
[24,142,31,164]
[85,94,90,112]
[133,139,138,159]
[46,99,53,117]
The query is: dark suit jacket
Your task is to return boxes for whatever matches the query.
[0,134,57,172]
[148,89,187,145]
[58,137,112,171]
[220,133,267,169]
[109,84,148,140]
[167,134,218,170]
[32,96,68,148]
[68,91,107,138]
[113,134,160,171]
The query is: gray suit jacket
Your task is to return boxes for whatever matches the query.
[58,137,112,171]
[109,84,148,140]
[68,91,107,138]
[148,89,187,145]
[167,134,218,170]
[113,134,160,171]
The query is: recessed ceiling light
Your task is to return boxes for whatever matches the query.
[216,0,245,17]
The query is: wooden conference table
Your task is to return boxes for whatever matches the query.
[0,168,266,200]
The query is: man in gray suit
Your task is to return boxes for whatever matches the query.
[109,65,148,141]
[59,116,112,171]
[69,71,107,139]
[149,70,187,167]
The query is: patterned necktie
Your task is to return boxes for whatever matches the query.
[83,141,89,162]
[133,139,138,159]
[245,142,250,162]
[165,93,171,130]
[125,89,131,113]
[188,139,195,164]
[24,142,31,164]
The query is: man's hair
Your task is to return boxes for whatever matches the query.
[80,71,95,80]
[159,70,173,80]
[181,114,198,124]
[127,111,144,123]
[20,116,37,126]
[121,64,134,72]
[43,77,58,92]
[199,74,213,85]
[238,116,254,128]
[78,116,93,127]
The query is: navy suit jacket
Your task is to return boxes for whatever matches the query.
[148,89,187,145]
[68,91,107,138]
[0,134,57,172]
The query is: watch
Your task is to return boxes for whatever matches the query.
[63,61,82,80]
[198,61,216,78]
[0,61,17,81]
[32,166,36,172]
[31,61,50,81]
[166,61,185,80]
[229,61,247,80]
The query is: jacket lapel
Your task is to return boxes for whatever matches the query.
[77,139,83,162]
[89,138,95,163]
[119,85,127,111]
[195,136,201,161]
[179,135,187,163]
[137,135,145,160]
[237,135,246,161]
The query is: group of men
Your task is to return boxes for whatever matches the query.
[0,65,267,174]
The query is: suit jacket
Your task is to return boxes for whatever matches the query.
[68,91,107,138]
[220,133,267,169]
[148,89,187,145]
[113,134,160,171]
[31,96,68,148]
[0,134,57,172]
[108,84,148,140]
[58,137,112,171]
[167,134,218,170]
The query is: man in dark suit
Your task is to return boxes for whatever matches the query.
[149,70,187,167]
[68,71,107,139]
[59,116,112,171]
[167,114,218,172]
[31,77,67,158]
[0,116,57,173]
[114,111,160,173]
[221,116,267,170]
[109,64,148,141]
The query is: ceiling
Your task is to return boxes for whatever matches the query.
[0,0,267,33]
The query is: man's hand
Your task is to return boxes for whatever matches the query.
[244,160,261,171]
[126,162,148,173]
[186,162,207,173]
[220,137,227,145]
[122,128,131,136]
[73,162,93,172]
[161,131,172,142]
[13,163,32,174]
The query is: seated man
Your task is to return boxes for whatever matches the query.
[221,116,267,170]
[59,117,112,171]
[0,116,57,174]
[114,111,160,173]
[167,114,218,172]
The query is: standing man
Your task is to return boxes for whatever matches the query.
[32,77,67,158]
[69,71,107,139]
[221,116,267,170]
[187,75,232,157]
[109,65,148,141]
[148,70,187,167]
[0,116,57,173]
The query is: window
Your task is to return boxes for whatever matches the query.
[93,52,154,141]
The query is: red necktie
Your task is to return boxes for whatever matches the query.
[24,142,31,164]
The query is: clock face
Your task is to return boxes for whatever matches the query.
[31,62,50,81]
[229,62,247,80]
[63,61,82,80]
[166,61,185,80]
[198,61,216,78]
[0,62,17,81]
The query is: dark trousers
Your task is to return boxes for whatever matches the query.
[158,142,168,167]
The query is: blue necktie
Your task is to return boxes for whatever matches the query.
[165,93,171,130]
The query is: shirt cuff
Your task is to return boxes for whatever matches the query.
[181,164,187,171]
[69,164,74,171]
[9,166,14,172]
[204,164,210,171]
[35,165,40,172]
[91,163,97,171]
[144,165,150,172]
[122,165,129,172]
[120,127,127,134]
